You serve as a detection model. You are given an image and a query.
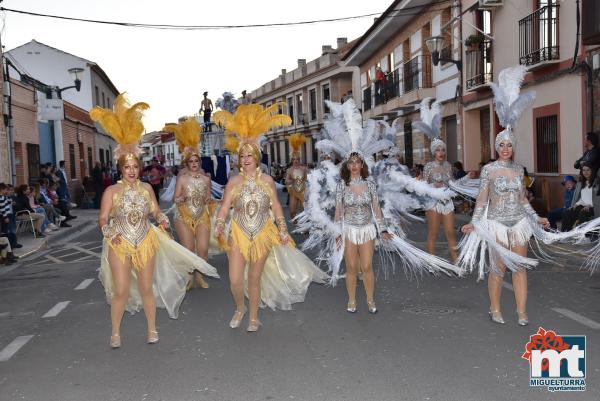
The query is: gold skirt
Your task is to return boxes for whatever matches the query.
[107,228,159,271]
[176,204,211,233]
[287,187,305,203]
[221,220,296,263]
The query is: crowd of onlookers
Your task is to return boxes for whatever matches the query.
[0,161,78,265]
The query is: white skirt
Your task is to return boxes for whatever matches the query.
[427,199,454,215]
[246,245,328,311]
[99,226,220,319]
[343,223,377,245]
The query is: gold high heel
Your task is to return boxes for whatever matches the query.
[346,300,357,313]
[229,308,246,329]
[147,330,159,344]
[110,333,121,349]
[367,300,378,314]
[196,274,209,289]
[246,319,261,332]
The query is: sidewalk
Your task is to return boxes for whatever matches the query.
[13,208,99,259]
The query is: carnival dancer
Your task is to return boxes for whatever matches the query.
[163,118,212,290]
[285,133,308,219]
[298,99,460,314]
[213,104,327,332]
[91,94,219,348]
[459,66,547,326]
[413,98,458,262]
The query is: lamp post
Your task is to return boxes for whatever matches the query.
[425,36,462,71]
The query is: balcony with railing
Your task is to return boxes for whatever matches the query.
[466,39,493,90]
[403,55,432,94]
[519,4,560,67]
[374,69,400,106]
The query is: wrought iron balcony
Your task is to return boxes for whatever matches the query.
[374,68,400,106]
[466,39,493,90]
[519,4,560,66]
[403,55,432,93]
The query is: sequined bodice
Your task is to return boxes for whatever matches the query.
[232,177,271,239]
[336,178,376,226]
[472,161,537,225]
[423,160,452,187]
[112,181,152,246]
[181,176,208,219]
[289,168,305,192]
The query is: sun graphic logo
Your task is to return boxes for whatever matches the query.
[522,327,586,392]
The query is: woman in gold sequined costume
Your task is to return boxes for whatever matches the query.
[285,133,307,219]
[163,118,212,290]
[214,104,327,332]
[92,95,219,348]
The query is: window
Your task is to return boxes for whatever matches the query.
[106,97,111,109]
[69,144,76,178]
[287,97,294,125]
[102,92,106,108]
[87,147,93,175]
[404,121,413,168]
[95,86,99,106]
[26,144,40,184]
[536,115,559,173]
[284,140,290,165]
[105,150,110,164]
[99,148,105,165]
[309,89,317,121]
[270,142,275,165]
[322,84,330,113]
[276,141,281,163]
[296,94,303,124]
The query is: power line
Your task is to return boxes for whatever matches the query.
[0,1,451,31]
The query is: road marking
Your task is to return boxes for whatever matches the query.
[71,245,102,257]
[0,335,34,362]
[502,282,514,291]
[552,308,600,330]
[42,301,71,318]
[43,255,63,264]
[0,312,9,318]
[74,278,94,290]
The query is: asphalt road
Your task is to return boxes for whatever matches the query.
[0,213,598,401]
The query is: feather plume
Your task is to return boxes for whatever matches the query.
[89,93,149,159]
[214,103,291,144]
[288,133,307,153]
[342,99,364,152]
[224,133,240,154]
[163,118,201,153]
[492,65,534,128]
[414,97,442,139]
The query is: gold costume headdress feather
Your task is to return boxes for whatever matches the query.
[214,103,291,164]
[163,117,202,163]
[287,133,307,158]
[89,93,149,160]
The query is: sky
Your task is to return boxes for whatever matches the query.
[1,0,393,131]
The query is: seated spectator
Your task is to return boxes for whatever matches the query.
[561,164,596,231]
[548,175,576,229]
[0,183,21,248]
[32,183,60,230]
[0,236,17,265]
[47,182,75,223]
[14,184,48,237]
[526,187,548,217]
[452,161,467,180]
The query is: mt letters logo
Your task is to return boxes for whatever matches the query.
[522,327,586,392]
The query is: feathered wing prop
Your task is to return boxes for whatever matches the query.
[89,93,149,159]
[412,97,441,140]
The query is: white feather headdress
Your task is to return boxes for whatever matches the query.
[412,97,444,155]
[491,66,536,151]
[316,99,394,167]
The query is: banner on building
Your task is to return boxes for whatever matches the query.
[39,98,64,121]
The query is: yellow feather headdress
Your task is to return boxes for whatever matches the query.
[224,133,240,155]
[163,117,201,162]
[89,93,149,160]
[214,103,291,152]
[287,133,307,158]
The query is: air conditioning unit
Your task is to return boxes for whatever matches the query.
[479,0,503,8]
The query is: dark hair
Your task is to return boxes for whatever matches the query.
[580,163,597,187]
[59,161,65,168]
[15,184,28,195]
[453,161,464,171]
[0,183,7,191]
[340,153,369,185]
[586,132,599,147]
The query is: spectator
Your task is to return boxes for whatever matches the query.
[143,158,166,200]
[56,160,71,205]
[574,132,600,173]
[523,167,534,188]
[452,161,467,180]
[526,187,548,217]
[47,182,73,225]
[29,185,58,232]
[547,175,576,229]
[14,185,47,238]
[0,183,21,249]
[37,180,64,225]
[0,236,17,265]
[561,164,596,231]
[91,161,104,208]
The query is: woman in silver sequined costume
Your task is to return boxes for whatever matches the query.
[335,153,392,314]
[423,141,458,262]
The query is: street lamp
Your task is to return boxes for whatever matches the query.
[67,67,84,92]
[425,35,462,71]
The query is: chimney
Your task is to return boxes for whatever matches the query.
[297,59,306,68]
[336,37,348,49]
[322,45,334,55]
[281,68,286,76]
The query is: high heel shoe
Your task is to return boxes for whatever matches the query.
[147,330,159,344]
[229,308,246,329]
[196,275,209,289]
[246,319,261,332]
[488,310,505,324]
[346,300,357,313]
[110,333,121,349]
[367,300,378,314]
[517,311,529,326]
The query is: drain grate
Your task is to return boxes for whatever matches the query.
[402,305,468,315]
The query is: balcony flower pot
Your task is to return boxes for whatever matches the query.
[465,34,485,50]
